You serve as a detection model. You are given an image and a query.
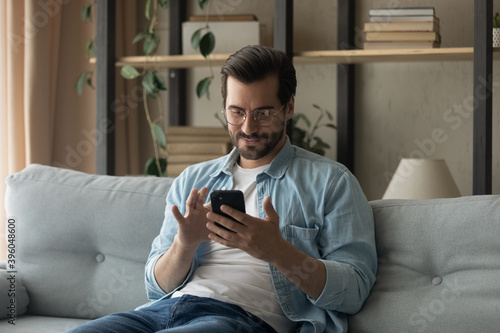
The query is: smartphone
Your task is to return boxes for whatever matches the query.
[210,190,246,227]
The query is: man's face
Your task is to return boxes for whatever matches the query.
[225,75,294,168]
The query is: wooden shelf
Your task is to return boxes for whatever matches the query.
[117,54,233,68]
[90,48,500,69]
[295,47,500,64]
[90,54,232,68]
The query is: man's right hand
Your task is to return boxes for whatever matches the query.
[154,187,211,294]
[171,187,211,249]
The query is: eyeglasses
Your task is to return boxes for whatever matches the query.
[221,104,285,127]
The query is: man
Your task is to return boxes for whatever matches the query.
[69,45,376,333]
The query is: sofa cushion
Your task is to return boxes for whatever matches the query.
[0,314,90,333]
[349,195,500,332]
[4,164,174,319]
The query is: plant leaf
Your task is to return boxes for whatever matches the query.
[312,103,322,111]
[293,113,311,128]
[143,33,159,56]
[191,28,203,50]
[142,71,157,97]
[152,123,167,149]
[144,157,167,177]
[76,72,87,96]
[153,72,167,91]
[81,4,91,22]
[120,65,140,79]
[86,4,93,21]
[80,4,87,21]
[145,0,152,20]
[495,13,500,28]
[199,31,215,58]
[310,137,329,156]
[85,40,95,59]
[312,137,330,150]
[291,126,307,148]
[132,32,146,44]
[325,110,334,121]
[196,76,212,99]
[198,0,210,10]
[495,14,500,28]
[142,71,166,97]
[158,0,170,8]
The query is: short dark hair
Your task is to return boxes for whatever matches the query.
[220,45,297,108]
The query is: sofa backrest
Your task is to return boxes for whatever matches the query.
[5,164,174,319]
[348,196,500,332]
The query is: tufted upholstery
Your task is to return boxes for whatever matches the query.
[3,164,173,331]
[348,196,500,332]
[2,164,500,332]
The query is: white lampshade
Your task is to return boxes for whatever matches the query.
[383,158,461,200]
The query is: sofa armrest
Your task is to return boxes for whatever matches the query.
[0,263,29,319]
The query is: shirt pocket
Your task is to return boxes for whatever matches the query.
[284,224,320,256]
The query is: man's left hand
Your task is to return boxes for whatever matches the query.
[206,196,286,262]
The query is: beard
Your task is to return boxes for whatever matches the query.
[229,124,285,161]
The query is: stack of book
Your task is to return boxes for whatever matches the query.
[363,7,440,50]
[165,126,232,177]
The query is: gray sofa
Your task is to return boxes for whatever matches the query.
[2,164,499,332]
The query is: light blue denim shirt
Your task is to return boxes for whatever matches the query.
[144,137,377,332]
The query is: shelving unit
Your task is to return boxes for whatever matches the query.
[95,0,494,195]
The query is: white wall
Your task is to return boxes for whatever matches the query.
[149,0,500,200]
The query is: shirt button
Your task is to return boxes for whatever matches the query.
[96,254,105,263]
[432,276,442,286]
[222,187,227,190]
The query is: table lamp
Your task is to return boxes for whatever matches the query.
[383,158,461,199]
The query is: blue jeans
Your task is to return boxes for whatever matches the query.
[66,295,277,333]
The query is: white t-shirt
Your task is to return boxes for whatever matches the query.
[173,163,296,332]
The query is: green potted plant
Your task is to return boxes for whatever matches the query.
[292,104,337,156]
[493,12,500,47]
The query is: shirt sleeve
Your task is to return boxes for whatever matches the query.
[144,252,167,299]
[144,175,189,300]
[310,168,377,314]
